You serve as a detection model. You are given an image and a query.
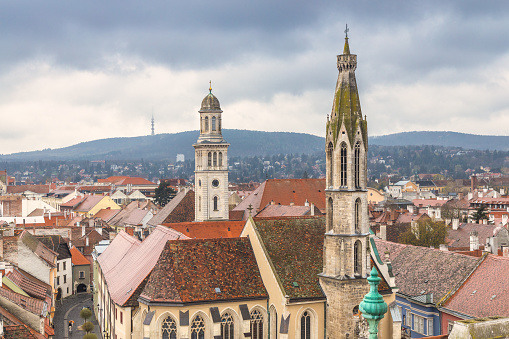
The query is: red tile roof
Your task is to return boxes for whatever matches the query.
[70,246,91,266]
[0,287,46,316]
[233,179,326,219]
[4,269,52,300]
[147,189,194,226]
[412,199,448,207]
[0,305,46,339]
[256,204,321,218]
[162,220,245,239]
[253,216,326,300]
[20,231,57,267]
[94,208,120,222]
[99,176,155,185]
[74,195,108,212]
[6,185,50,194]
[446,223,505,248]
[374,239,480,301]
[98,226,189,306]
[60,196,86,208]
[443,255,509,318]
[140,237,267,303]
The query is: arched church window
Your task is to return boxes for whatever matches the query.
[162,315,177,339]
[250,309,263,339]
[221,312,234,339]
[340,143,347,187]
[212,116,217,131]
[354,240,362,276]
[213,152,217,166]
[191,315,205,339]
[213,196,218,211]
[327,197,333,232]
[355,198,361,233]
[218,152,223,167]
[301,311,311,339]
[208,152,212,167]
[354,142,361,188]
[327,142,333,187]
[205,117,209,132]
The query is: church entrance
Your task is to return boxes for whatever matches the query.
[77,284,87,293]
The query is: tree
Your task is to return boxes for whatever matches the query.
[80,308,92,323]
[471,204,488,224]
[83,334,98,339]
[154,181,177,207]
[399,219,447,248]
[82,321,94,334]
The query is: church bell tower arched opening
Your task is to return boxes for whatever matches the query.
[319,28,370,339]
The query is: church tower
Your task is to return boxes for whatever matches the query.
[319,29,370,338]
[193,84,230,221]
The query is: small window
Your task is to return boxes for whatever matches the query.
[214,196,218,211]
[63,275,67,283]
[413,314,425,334]
[79,271,85,279]
[56,277,60,285]
[212,179,220,188]
[57,263,60,272]
[120,311,123,324]
[427,318,434,336]
[63,262,66,270]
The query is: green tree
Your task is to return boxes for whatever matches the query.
[154,181,177,207]
[83,333,98,339]
[471,204,488,224]
[399,219,447,248]
[82,321,94,334]
[80,308,92,324]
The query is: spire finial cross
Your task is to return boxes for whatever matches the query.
[209,80,212,93]
[247,204,254,216]
[344,24,349,38]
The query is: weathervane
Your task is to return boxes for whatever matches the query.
[209,80,212,93]
[344,24,349,38]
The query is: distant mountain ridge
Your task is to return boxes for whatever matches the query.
[1,130,508,161]
[0,130,324,161]
[370,131,509,151]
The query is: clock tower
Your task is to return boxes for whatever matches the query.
[194,84,230,221]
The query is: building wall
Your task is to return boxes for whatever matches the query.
[441,311,462,335]
[86,196,121,217]
[72,263,91,293]
[18,239,53,285]
[397,295,440,338]
[56,257,73,298]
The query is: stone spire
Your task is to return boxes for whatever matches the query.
[326,31,367,149]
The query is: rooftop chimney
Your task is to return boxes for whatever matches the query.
[304,199,309,207]
[310,203,315,216]
[439,244,448,251]
[452,218,460,230]
[470,230,479,251]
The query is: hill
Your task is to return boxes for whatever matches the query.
[0,130,324,161]
[370,131,509,151]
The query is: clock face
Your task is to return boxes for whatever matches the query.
[212,179,220,188]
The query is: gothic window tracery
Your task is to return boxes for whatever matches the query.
[221,312,234,339]
[250,310,263,339]
[301,311,311,339]
[191,315,205,339]
[161,315,177,339]
[327,142,333,186]
[340,143,347,187]
[354,142,361,188]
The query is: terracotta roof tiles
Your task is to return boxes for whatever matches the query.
[140,237,267,303]
[162,220,245,239]
[70,246,91,266]
[443,255,509,318]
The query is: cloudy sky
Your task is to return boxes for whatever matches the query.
[1,0,509,154]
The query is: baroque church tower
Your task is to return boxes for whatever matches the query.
[194,84,230,221]
[319,31,370,338]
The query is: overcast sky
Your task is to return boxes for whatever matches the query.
[1,1,509,154]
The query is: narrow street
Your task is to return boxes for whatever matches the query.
[53,293,102,339]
